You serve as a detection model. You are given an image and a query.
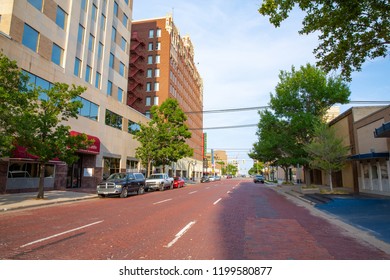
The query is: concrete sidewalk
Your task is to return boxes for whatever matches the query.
[0,190,97,212]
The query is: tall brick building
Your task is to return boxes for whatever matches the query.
[128,15,204,165]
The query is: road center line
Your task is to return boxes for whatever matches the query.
[188,191,198,194]
[164,221,196,248]
[213,198,222,205]
[20,220,104,248]
[153,198,172,205]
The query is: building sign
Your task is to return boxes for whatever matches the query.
[70,131,100,154]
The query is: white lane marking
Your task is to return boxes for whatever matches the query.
[164,221,196,248]
[20,220,104,248]
[188,191,198,194]
[153,198,172,205]
[213,198,222,205]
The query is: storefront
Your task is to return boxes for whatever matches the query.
[67,131,100,189]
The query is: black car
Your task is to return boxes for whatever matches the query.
[200,175,210,183]
[253,175,265,184]
[97,172,145,198]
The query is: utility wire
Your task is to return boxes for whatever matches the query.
[185,101,390,114]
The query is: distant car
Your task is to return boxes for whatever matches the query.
[209,176,215,182]
[214,176,221,181]
[97,172,145,198]
[200,176,209,183]
[253,175,265,184]
[173,177,185,188]
[226,175,232,179]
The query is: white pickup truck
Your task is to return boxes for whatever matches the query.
[145,173,173,191]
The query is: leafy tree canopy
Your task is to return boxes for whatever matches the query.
[259,0,390,79]
[134,98,193,174]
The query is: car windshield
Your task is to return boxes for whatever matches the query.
[107,173,126,180]
[149,174,163,179]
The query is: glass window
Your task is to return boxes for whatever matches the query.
[155,55,160,64]
[100,14,106,30]
[121,37,127,51]
[79,97,90,118]
[98,42,103,58]
[81,0,87,11]
[35,76,50,100]
[90,103,99,121]
[146,69,152,78]
[146,97,151,106]
[112,27,116,42]
[122,14,128,27]
[51,43,63,67]
[22,24,39,52]
[119,62,125,76]
[85,65,92,83]
[156,42,161,50]
[56,6,67,29]
[103,157,120,177]
[113,1,118,17]
[145,111,151,118]
[147,55,153,64]
[156,28,161,37]
[107,80,112,96]
[124,0,129,5]
[149,29,154,38]
[28,0,43,11]
[88,34,95,51]
[91,4,97,22]
[78,24,85,44]
[118,87,123,102]
[154,96,159,105]
[155,68,160,77]
[109,53,114,68]
[74,58,81,77]
[148,42,153,51]
[95,72,101,89]
[105,109,122,130]
[128,121,140,135]
[154,82,159,91]
[146,82,151,92]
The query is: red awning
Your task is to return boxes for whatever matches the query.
[70,131,100,155]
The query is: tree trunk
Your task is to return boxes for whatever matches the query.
[147,160,152,177]
[329,170,333,192]
[304,166,311,186]
[37,162,45,199]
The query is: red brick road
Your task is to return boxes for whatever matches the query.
[0,179,388,260]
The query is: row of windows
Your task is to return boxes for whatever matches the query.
[146,82,159,92]
[105,109,141,134]
[148,42,161,51]
[28,0,67,30]
[149,29,162,38]
[146,68,160,78]
[145,96,159,107]
[147,55,161,64]
[22,71,140,133]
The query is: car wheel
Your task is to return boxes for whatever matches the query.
[120,187,128,198]
[160,185,164,191]
[98,194,105,198]
[170,183,173,189]
[137,186,145,195]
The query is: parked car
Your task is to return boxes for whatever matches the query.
[97,172,145,198]
[226,175,232,179]
[173,176,185,188]
[145,173,173,191]
[214,175,221,181]
[209,176,215,182]
[200,175,209,183]
[253,175,265,184]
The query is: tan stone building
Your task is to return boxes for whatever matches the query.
[0,0,150,192]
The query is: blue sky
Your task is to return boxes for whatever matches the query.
[133,0,390,174]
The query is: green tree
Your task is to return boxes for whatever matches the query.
[259,64,350,185]
[259,0,390,80]
[304,123,350,191]
[134,98,193,175]
[0,53,33,157]
[19,83,92,199]
[134,124,159,177]
[249,109,304,182]
[248,161,265,175]
[226,164,238,176]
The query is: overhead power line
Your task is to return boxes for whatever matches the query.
[185,101,390,115]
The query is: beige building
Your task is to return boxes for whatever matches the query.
[0,0,150,192]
